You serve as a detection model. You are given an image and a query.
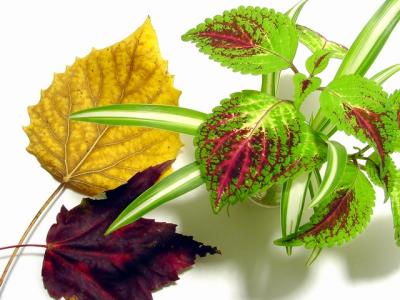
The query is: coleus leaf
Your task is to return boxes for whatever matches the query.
[365,152,385,188]
[182,6,299,75]
[388,89,400,131]
[319,75,400,163]
[195,90,327,213]
[389,168,400,245]
[42,162,218,300]
[275,163,375,249]
[365,152,398,201]
[305,49,333,76]
[297,25,348,59]
[293,73,321,109]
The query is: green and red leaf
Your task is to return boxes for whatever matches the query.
[293,73,321,109]
[42,162,218,300]
[182,6,298,75]
[320,75,400,163]
[275,163,375,249]
[305,49,333,76]
[195,90,326,213]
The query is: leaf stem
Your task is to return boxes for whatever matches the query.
[290,63,300,74]
[261,73,277,95]
[0,183,66,288]
[349,145,371,159]
[0,244,47,251]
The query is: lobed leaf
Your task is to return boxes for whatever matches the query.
[297,25,347,59]
[182,6,298,75]
[195,90,326,213]
[319,75,400,163]
[42,162,218,300]
[275,163,375,249]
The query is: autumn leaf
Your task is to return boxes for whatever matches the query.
[24,18,182,196]
[42,162,219,300]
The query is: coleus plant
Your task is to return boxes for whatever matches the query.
[71,0,400,263]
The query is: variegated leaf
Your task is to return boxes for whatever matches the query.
[320,75,400,163]
[195,90,326,213]
[275,163,375,249]
[293,73,321,109]
[182,6,298,75]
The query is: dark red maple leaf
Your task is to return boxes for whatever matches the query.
[42,161,219,300]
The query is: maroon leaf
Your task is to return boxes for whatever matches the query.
[42,162,218,300]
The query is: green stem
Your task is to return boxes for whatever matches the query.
[261,73,277,95]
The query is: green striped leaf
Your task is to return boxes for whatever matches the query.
[309,141,348,208]
[70,104,207,136]
[281,172,311,255]
[285,0,309,23]
[370,64,400,84]
[336,0,400,77]
[308,169,322,198]
[106,162,204,235]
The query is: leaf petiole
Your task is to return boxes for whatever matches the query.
[0,183,65,287]
[0,244,47,251]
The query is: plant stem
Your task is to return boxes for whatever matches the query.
[0,183,66,287]
[261,73,277,95]
[290,63,300,74]
[0,244,47,251]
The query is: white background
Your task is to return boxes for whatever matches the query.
[1,0,400,299]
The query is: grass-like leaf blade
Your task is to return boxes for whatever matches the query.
[309,141,347,208]
[106,162,204,234]
[280,172,311,255]
[70,104,207,136]
[285,0,309,23]
[336,0,400,77]
[370,64,400,84]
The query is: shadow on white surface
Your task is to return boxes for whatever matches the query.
[169,192,400,300]
[335,216,400,281]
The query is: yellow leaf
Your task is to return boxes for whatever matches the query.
[24,18,182,196]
